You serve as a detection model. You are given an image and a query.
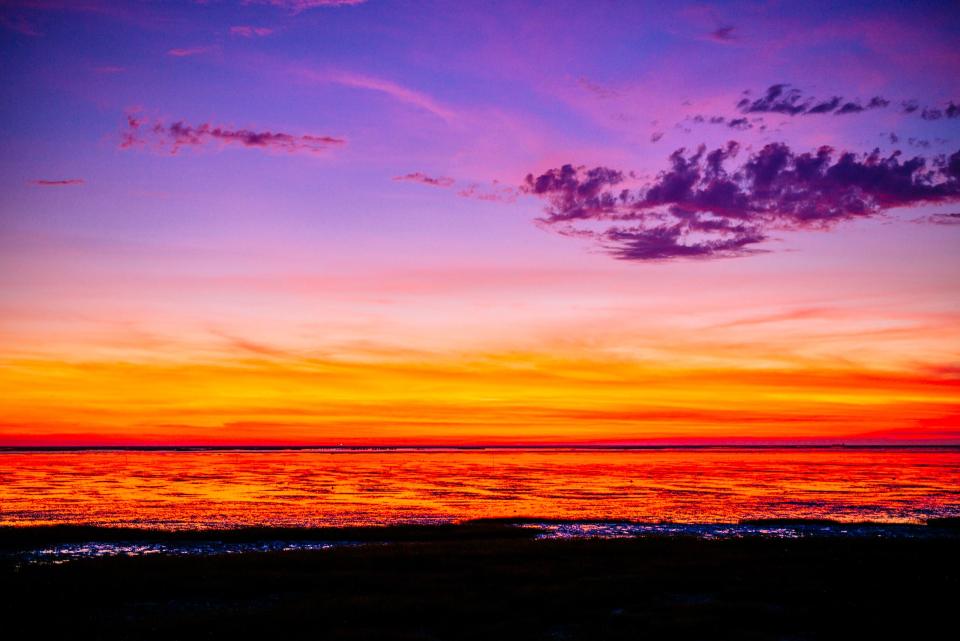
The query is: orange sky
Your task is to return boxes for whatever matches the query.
[2,249,958,445]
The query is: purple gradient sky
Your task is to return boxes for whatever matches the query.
[1,0,958,443]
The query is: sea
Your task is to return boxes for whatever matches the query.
[3,447,959,561]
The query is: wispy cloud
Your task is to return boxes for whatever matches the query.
[120,113,345,155]
[915,212,960,225]
[393,172,519,203]
[578,77,620,99]
[524,143,960,261]
[29,178,85,187]
[167,46,216,58]
[708,25,736,42]
[457,182,520,203]
[92,65,126,74]
[330,71,456,121]
[229,25,274,37]
[292,67,456,121]
[394,172,455,188]
[0,13,42,36]
[241,0,367,12]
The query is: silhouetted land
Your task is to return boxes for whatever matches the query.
[2,522,958,640]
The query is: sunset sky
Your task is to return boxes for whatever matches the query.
[1,0,958,445]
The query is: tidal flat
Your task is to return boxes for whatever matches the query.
[3,522,958,640]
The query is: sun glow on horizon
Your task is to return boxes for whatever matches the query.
[1,0,958,446]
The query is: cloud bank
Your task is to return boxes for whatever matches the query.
[524,143,960,261]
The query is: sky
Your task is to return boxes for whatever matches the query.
[1,0,958,445]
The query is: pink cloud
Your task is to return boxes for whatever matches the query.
[242,0,366,12]
[392,172,520,203]
[331,71,455,121]
[0,13,41,36]
[457,182,520,203]
[167,46,216,58]
[120,113,345,155]
[229,25,274,38]
[914,212,960,226]
[394,172,455,188]
[293,67,456,122]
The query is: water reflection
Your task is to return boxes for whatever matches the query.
[2,448,959,529]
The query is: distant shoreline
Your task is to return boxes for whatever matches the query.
[3,443,960,452]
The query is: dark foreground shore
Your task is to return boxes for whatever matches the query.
[3,522,958,640]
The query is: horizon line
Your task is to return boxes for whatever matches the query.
[4,442,960,452]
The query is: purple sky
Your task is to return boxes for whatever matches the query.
[1,0,958,444]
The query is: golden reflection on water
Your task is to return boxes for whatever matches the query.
[1,449,958,529]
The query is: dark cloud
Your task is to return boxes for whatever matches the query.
[902,100,960,119]
[918,212,960,225]
[524,144,960,261]
[737,84,809,115]
[738,85,889,117]
[120,114,345,154]
[29,178,84,186]
[686,115,751,130]
[393,172,455,188]
[806,96,842,114]
[578,77,619,99]
[524,165,628,223]
[836,97,890,115]
[708,25,735,42]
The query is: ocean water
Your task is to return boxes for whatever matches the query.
[2,447,959,530]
